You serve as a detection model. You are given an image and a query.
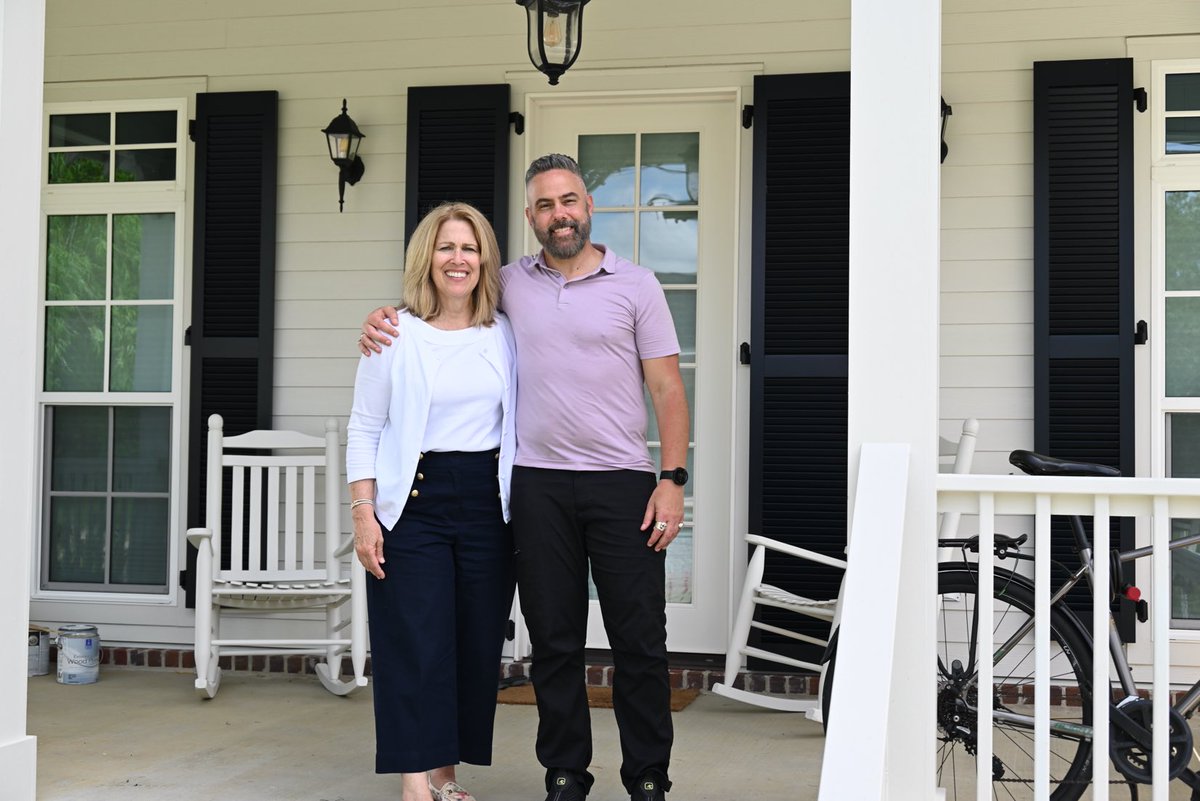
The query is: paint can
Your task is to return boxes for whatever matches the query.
[56,624,100,685]
[27,629,49,676]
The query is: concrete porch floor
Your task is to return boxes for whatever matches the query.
[28,668,825,801]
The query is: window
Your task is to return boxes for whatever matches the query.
[1148,64,1200,626]
[39,99,187,596]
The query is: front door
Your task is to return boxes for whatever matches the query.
[526,91,739,653]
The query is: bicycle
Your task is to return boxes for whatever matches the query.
[929,449,1200,801]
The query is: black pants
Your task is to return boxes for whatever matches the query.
[366,450,514,773]
[511,466,672,794]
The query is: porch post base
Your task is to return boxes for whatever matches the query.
[0,735,37,801]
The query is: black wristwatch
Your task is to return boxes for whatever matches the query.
[659,467,689,486]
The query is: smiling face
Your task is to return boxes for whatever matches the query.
[525,168,594,261]
[429,218,481,308]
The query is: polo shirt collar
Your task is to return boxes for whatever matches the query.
[534,243,617,279]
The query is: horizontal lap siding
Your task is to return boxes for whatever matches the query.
[38,0,1200,646]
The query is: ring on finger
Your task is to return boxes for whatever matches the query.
[654,521,667,532]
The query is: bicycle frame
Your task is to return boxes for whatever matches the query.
[942,512,1200,744]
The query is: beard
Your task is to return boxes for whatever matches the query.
[535,213,592,260]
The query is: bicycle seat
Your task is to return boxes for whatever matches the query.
[1009,449,1121,478]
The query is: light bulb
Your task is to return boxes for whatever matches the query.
[543,14,563,48]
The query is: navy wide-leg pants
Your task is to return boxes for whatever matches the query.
[366,450,514,774]
[511,466,673,795]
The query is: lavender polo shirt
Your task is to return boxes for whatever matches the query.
[500,245,680,473]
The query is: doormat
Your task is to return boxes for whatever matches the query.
[497,683,700,712]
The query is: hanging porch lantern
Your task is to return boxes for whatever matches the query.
[516,0,591,86]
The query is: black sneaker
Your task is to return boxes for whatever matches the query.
[630,773,668,801]
[545,770,588,801]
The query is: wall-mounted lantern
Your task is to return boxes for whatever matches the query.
[516,0,591,86]
[321,99,366,212]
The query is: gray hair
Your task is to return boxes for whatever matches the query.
[524,153,584,185]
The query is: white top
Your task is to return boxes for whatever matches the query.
[346,310,517,528]
[421,330,504,452]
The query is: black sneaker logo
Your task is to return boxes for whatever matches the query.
[556,778,568,787]
[643,781,656,791]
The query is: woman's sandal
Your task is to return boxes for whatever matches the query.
[429,779,477,801]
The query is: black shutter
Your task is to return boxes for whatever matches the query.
[406,84,511,260]
[185,90,279,604]
[1033,58,1135,636]
[748,73,850,668]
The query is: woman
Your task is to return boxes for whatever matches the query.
[346,202,516,801]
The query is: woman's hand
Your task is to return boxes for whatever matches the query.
[358,306,400,355]
[353,511,386,579]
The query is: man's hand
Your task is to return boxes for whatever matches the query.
[641,482,685,551]
[358,306,400,355]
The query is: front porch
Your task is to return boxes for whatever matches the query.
[30,668,825,801]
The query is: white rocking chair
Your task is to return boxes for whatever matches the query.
[712,418,979,718]
[188,414,368,698]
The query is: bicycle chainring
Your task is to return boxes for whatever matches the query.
[1109,698,1193,783]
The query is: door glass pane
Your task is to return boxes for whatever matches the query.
[48,497,107,584]
[664,524,694,603]
[110,497,169,585]
[1167,298,1200,396]
[46,215,107,300]
[51,406,109,492]
[579,134,635,207]
[115,111,177,145]
[1167,74,1200,112]
[1169,414,1200,624]
[115,149,176,182]
[113,406,170,492]
[44,306,104,391]
[109,305,172,392]
[664,291,696,362]
[590,212,634,262]
[49,113,109,147]
[1167,118,1200,155]
[113,213,174,299]
[1166,192,1200,290]
[640,132,699,206]
[48,152,110,184]
[639,210,697,284]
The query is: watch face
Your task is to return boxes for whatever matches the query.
[671,467,688,485]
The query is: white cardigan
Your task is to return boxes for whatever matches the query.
[346,310,517,529]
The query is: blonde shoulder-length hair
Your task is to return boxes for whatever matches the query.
[401,202,502,327]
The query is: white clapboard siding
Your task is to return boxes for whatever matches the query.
[34,0,1200,647]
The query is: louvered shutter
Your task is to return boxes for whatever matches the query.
[185,90,278,601]
[748,73,850,668]
[1033,58,1135,636]
[406,85,511,260]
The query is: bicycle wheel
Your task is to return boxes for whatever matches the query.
[936,563,1094,801]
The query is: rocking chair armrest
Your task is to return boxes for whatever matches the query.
[186,527,213,548]
[333,535,355,559]
[745,534,848,571]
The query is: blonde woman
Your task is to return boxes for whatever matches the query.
[347,202,516,801]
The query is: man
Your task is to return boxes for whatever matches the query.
[360,153,689,801]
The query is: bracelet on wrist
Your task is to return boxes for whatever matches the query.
[350,498,375,510]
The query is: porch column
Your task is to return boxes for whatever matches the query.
[847,0,941,797]
[0,1,45,798]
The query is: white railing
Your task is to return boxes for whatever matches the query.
[937,471,1200,801]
